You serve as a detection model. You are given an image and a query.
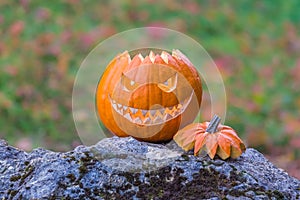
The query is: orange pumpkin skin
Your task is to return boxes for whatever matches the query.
[96,50,202,143]
[173,116,246,159]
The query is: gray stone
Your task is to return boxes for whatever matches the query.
[0,136,299,199]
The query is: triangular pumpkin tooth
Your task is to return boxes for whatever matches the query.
[154,54,165,64]
[161,51,169,64]
[123,106,130,114]
[167,105,176,117]
[112,103,117,111]
[117,103,122,109]
[129,54,142,68]
[143,117,151,124]
[173,49,193,67]
[123,113,132,121]
[118,51,131,62]
[138,53,144,61]
[164,107,172,115]
[149,51,155,63]
[177,103,183,110]
[141,109,148,116]
[129,107,138,114]
[142,56,152,64]
[172,49,180,60]
[133,117,142,124]
[153,116,163,124]
[156,109,163,118]
[167,53,178,67]
[149,109,156,117]
[163,113,173,121]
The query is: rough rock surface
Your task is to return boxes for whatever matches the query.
[0,137,299,200]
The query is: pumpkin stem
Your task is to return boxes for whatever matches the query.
[206,115,221,133]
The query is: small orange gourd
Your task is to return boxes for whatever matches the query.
[174,115,246,159]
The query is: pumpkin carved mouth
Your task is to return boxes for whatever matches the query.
[109,91,193,126]
[97,49,202,142]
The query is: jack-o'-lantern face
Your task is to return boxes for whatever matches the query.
[96,50,202,143]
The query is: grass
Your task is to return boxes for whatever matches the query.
[0,1,299,178]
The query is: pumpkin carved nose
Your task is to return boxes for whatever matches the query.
[129,83,178,110]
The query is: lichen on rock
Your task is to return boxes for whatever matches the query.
[0,137,299,199]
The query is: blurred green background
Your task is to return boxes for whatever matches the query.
[0,0,299,178]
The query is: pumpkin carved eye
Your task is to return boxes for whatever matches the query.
[158,73,177,93]
[121,73,140,92]
[96,50,203,143]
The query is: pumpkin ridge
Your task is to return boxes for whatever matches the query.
[96,50,202,142]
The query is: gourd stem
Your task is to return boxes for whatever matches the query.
[206,115,221,133]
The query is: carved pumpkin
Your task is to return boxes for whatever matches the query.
[96,50,202,142]
[174,115,246,159]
